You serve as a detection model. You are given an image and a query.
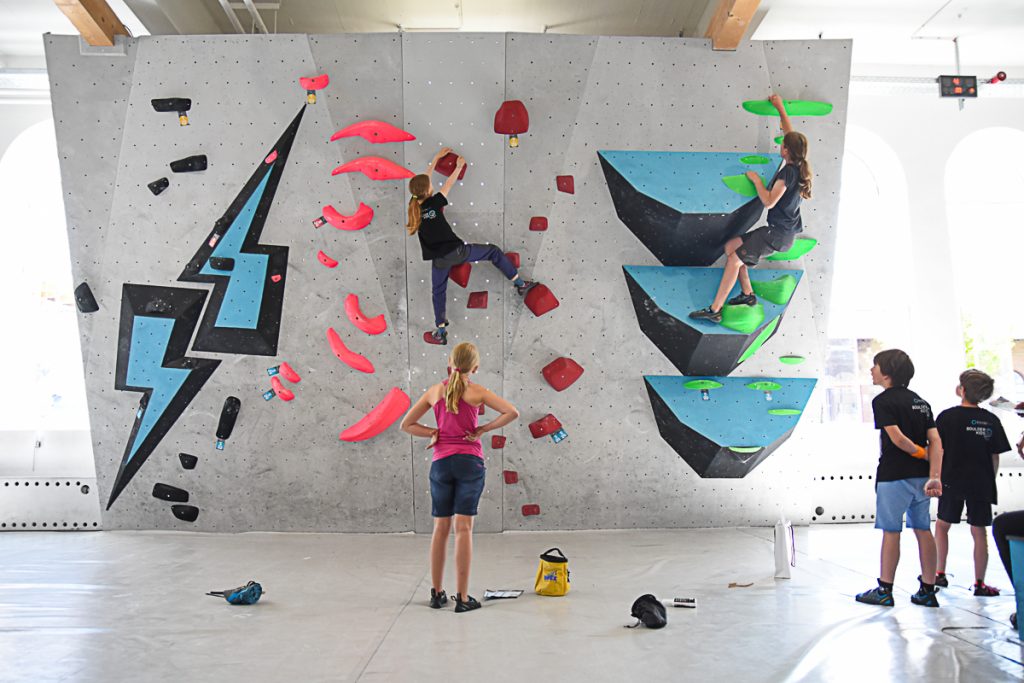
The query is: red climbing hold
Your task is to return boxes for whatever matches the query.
[327,327,375,374]
[522,504,541,517]
[317,251,338,268]
[556,175,574,194]
[279,362,301,383]
[529,414,563,439]
[503,470,518,484]
[506,252,521,269]
[344,294,387,335]
[435,152,467,180]
[299,74,329,103]
[319,203,375,231]
[330,120,416,144]
[270,376,295,402]
[271,274,283,283]
[478,404,486,415]
[467,291,488,309]
[494,100,529,147]
[339,387,411,442]
[542,357,584,392]
[449,262,471,288]
[491,435,507,449]
[423,331,445,345]
[332,157,415,181]
[529,217,548,232]
[525,284,559,317]
[265,150,278,164]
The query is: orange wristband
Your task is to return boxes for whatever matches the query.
[911,446,927,460]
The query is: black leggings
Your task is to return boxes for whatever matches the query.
[992,510,1024,584]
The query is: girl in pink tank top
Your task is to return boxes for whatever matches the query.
[400,342,520,613]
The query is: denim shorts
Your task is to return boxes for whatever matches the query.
[875,478,932,532]
[430,454,486,517]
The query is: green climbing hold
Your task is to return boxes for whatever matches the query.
[750,274,798,306]
[720,303,765,334]
[721,174,763,198]
[764,237,818,262]
[779,355,805,365]
[728,446,762,454]
[742,99,834,117]
[738,317,780,364]
[683,379,723,391]
[746,381,782,392]
[740,155,771,165]
[768,408,802,416]
[774,135,784,145]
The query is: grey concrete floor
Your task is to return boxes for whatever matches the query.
[0,524,1020,682]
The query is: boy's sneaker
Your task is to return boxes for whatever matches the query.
[973,581,1000,596]
[688,306,722,323]
[454,593,481,613]
[855,582,894,607]
[910,586,940,607]
[515,280,537,296]
[727,292,757,306]
[429,588,448,609]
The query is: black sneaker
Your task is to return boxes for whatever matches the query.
[430,588,448,609]
[454,593,481,613]
[515,280,537,296]
[688,306,722,323]
[974,581,1000,597]
[910,586,940,607]
[727,292,757,306]
[855,582,894,607]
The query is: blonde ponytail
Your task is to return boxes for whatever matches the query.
[407,174,431,235]
[444,342,480,414]
[445,369,469,414]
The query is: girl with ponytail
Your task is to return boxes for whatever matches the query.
[400,342,520,613]
[690,93,814,324]
[408,146,539,345]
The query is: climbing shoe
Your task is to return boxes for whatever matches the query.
[1011,612,1017,629]
[688,306,722,323]
[910,586,940,607]
[855,582,894,607]
[454,593,481,613]
[973,581,1000,597]
[919,573,948,589]
[515,280,537,296]
[727,292,757,306]
[424,323,449,346]
[430,588,448,609]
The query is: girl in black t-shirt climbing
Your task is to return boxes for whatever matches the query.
[690,93,814,324]
[407,147,536,345]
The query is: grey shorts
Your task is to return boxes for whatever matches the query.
[735,226,794,267]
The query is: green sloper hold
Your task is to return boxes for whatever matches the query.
[741,155,771,165]
[768,408,803,416]
[779,355,805,365]
[774,135,784,145]
[720,303,765,334]
[746,381,782,392]
[683,379,723,391]
[742,99,834,117]
[750,274,798,306]
[738,317,780,364]
[728,446,762,454]
[765,237,817,262]
[721,174,763,197]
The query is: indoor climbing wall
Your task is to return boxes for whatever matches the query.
[48,32,849,531]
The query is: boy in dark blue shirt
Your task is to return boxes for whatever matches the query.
[856,349,944,607]
[933,369,1011,595]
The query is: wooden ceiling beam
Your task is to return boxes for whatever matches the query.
[54,0,130,47]
[704,0,761,51]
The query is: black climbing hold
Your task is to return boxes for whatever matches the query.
[74,282,99,313]
[148,177,169,195]
[170,155,207,173]
[152,97,191,116]
[209,257,235,271]
[171,504,199,522]
[217,396,241,441]
[178,452,198,470]
[152,482,189,503]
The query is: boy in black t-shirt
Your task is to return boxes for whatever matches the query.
[934,369,1011,595]
[855,349,944,608]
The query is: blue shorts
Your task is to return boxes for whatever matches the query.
[875,478,932,532]
[430,454,486,517]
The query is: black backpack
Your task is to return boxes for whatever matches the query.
[628,594,667,629]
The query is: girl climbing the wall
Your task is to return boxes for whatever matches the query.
[399,341,521,613]
[407,147,537,345]
[689,94,813,324]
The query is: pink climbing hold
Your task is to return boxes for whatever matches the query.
[330,120,416,144]
[344,294,387,335]
[491,435,507,449]
[506,252,521,269]
[279,362,301,383]
[332,157,415,181]
[265,150,278,164]
[542,357,584,392]
[503,470,518,484]
[339,387,411,442]
[478,404,486,415]
[525,284,559,317]
[327,327,375,374]
[299,74,329,103]
[522,504,541,517]
[434,152,467,180]
[467,291,488,309]
[556,175,574,194]
[529,414,562,439]
[319,203,374,231]
[271,274,283,283]
[317,251,339,268]
[529,217,548,232]
[270,376,294,402]
[449,262,471,288]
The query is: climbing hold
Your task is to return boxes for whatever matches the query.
[764,237,817,262]
[279,362,301,383]
[556,175,574,194]
[522,504,541,517]
[529,414,563,439]
[737,318,780,364]
[728,446,763,454]
[491,435,506,449]
[170,155,207,173]
[524,284,559,317]
[339,387,411,442]
[494,100,529,147]
[435,152,467,180]
[209,257,234,271]
[779,355,805,365]
[740,155,771,164]
[317,251,339,268]
[746,381,782,401]
[774,135,784,145]
[265,150,278,164]
[542,357,584,392]
[768,408,802,416]
[750,274,798,306]
[344,294,387,335]
[327,327,375,373]
[270,274,282,283]
[216,396,241,449]
[330,120,415,144]
[503,470,519,484]
[467,291,488,309]
[742,99,833,117]
[178,452,198,470]
[171,504,199,522]
[299,74,329,103]
[529,216,548,232]
[423,330,446,346]
[262,389,276,401]
[683,378,723,400]
[270,376,294,401]
[151,97,191,125]
[478,404,485,415]
[152,483,189,503]
[313,202,375,230]
[74,282,99,313]
[148,177,169,195]
[331,156,414,181]
[449,262,471,288]
[721,174,765,198]
[720,303,765,334]
[506,252,521,269]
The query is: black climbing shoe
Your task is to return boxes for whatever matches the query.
[454,593,481,613]
[688,306,722,323]
[910,586,940,607]
[855,582,894,607]
[919,573,948,590]
[424,322,449,346]
[515,280,537,296]
[974,581,1000,597]
[727,292,757,306]
[1011,612,1017,629]
[430,588,448,609]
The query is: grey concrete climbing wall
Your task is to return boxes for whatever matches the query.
[47,32,849,531]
